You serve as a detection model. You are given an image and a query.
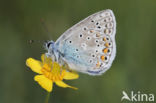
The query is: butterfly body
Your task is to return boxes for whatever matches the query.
[45,9,116,75]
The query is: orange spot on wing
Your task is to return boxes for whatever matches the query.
[101,55,105,61]
[103,37,107,41]
[96,61,100,68]
[96,33,100,37]
[105,42,109,47]
[90,30,94,33]
[104,29,109,34]
[103,48,108,53]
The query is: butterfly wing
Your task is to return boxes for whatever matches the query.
[55,9,116,75]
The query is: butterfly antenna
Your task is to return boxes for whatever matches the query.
[40,18,52,39]
[28,40,43,44]
[28,19,51,45]
[28,40,34,44]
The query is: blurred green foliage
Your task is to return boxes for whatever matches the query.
[0,0,156,103]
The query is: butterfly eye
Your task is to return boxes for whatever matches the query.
[47,42,52,48]
[46,41,54,48]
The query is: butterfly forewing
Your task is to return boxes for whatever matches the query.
[55,9,116,75]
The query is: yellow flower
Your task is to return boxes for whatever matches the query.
[26,54,79,92]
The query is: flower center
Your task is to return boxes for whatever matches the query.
[41,63,65,81]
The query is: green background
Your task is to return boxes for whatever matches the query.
[0,0,156,103]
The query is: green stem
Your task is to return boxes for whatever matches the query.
[44,92,50,103]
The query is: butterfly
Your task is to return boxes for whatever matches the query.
[45,9,116,75]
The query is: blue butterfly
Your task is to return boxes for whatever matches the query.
[45,9,116,75]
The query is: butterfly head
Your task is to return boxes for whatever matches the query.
[44,40,60,62]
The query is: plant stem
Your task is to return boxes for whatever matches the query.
[44,92,50,103]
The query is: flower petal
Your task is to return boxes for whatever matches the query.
[41,54,53,65]
[55,81,78,90]
[63,71,79,80]
[26,58,42,74]
[41,54,45,62]
[34,75,53,92]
